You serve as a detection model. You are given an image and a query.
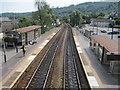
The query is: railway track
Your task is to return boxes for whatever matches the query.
[64,26,81,89]
[64,25,90,89]
[26,27,66,89]
[11,24,90,89]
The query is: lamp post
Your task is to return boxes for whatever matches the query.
[111,20,115,39]
[14,13,18,53]
[97,22,99,35]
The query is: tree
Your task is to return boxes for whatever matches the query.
[15,16,34,28]
[69,10,82,27]
[114,17,120,25]
[62,15,70,23]
[82,14,91,24]
[34,0,55,33]
[98,12,105,17]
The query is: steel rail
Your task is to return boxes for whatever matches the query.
[25,29,65,89]
[64,26,81,89]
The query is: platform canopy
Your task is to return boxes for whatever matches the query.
[91,35,120,53]
[17,25,41,33]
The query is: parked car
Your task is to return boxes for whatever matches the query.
[91,33,97,35]
[101,30,107,33]
[107,31,119,34]
[29,40,37,45]
[118,35,120,38]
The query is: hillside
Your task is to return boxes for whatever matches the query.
[1,2,118,17]
[53,2,118,15]
[0,12,32,18]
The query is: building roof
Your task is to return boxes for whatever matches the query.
[0,17,12,22]
[17,25,41,33]
[91,35,120,53]
[92,18,111,22]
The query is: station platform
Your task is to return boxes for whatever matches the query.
[0,27,60,89]
[72,28,120,89]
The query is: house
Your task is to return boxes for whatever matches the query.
[4,25,41,46]
[0,17,13,33]
[90,19,112,27]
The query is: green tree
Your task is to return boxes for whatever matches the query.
[70,10,82,27]
[34,0,55,33]
[82,14,91,24]
[114,17,120,25]
[62,15,70,23]
[15,16,34,28]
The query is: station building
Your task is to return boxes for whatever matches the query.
[4,25,41,46]
[90,35,120,62]
[90,35,120,73]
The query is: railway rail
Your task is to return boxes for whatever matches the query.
[26,26,66,89]
[64,26,81,89]
[64,25,90,89]
[11,24,90,89]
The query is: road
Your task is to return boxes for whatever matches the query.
[83,24,120,43]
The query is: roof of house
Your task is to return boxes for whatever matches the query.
[92,18,111,22]
[0,17,12,22]
[17,25,41,33]
[91,35,120,53]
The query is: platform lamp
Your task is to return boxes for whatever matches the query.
[111,20,115,39]
[97,22,99,35]
[14,13,18,53]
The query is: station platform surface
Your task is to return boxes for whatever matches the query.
[72,28,120,89]
[0,27,60,89]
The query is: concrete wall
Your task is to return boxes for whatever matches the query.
[27,30,34,42]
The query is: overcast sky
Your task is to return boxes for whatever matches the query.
[0,0,119,13]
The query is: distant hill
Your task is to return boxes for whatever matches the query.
[1,12,32,18]
[53,2,118,15]
[1,2,118,17]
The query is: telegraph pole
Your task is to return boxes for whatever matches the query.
[111,20,114,39]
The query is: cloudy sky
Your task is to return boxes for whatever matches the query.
[0,0,119,13]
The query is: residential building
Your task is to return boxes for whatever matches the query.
[4,25,41,46]
[104,15,109,19]
[0,17,13,33]
[90,19,112,27]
